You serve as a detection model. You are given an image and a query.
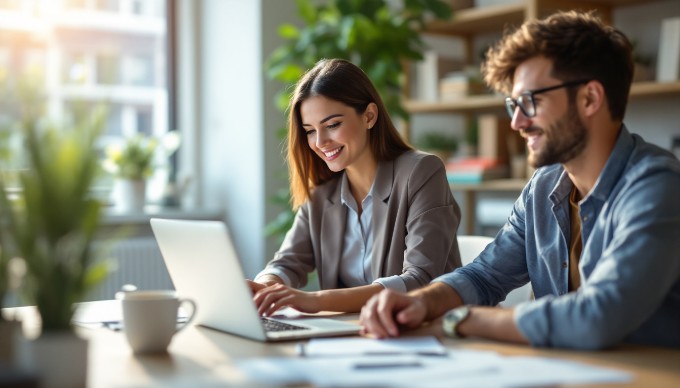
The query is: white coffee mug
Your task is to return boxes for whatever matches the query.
[116,290,197,354]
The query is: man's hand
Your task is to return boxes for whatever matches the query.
[359,289,427,338]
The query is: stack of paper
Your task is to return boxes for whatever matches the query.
[235,336,632,387]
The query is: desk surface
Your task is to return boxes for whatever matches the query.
[6,303,680,387]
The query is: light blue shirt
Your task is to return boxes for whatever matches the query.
[338,174,406,292]
[435,126,680,349]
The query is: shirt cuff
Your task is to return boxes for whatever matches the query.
[431,271,482,305]
[373,275,407,293]
[514,295,553,347]
[254,268,292,287]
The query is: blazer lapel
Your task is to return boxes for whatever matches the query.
[320,180,346,289]
[371,159,394,280]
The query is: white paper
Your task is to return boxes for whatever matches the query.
[235,348,632,387]
[304,336,447,356]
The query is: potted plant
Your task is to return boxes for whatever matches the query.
[0,206,21,365]
[415,131,459,162]
[264,0,453,242]
[0,105,112,387]
[103,131,180,212]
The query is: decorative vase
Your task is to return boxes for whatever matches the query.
[113,178,146,213]
[17,330,88,388]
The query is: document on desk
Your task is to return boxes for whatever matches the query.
[302,336,447,356]
[235,346,632,387]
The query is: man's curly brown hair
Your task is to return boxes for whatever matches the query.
[481,10,633,121]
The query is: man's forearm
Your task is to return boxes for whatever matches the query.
[411,282,463,321]
[459,306,529,344]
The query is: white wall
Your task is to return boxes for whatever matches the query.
[177,0,295,277]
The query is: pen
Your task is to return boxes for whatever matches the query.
[353,360,422,370]
[363,350,446,357]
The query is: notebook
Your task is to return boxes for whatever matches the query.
[149,218,361,341]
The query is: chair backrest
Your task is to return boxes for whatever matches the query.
[458,235,494,266]
[456,235,533,308]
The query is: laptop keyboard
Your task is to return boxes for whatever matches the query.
[261,317,310,332]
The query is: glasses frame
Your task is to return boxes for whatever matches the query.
[505,79,590,118]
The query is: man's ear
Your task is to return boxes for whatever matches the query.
[582,80,605,117]
[364,102,378,129]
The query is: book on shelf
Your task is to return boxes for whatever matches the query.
[656,17,680,82]
[414,50,462,101]
[445,157,509,184]
[439,72,487,100]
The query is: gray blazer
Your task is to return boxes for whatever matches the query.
[261,150,462,290]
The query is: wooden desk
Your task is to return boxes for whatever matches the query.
[6,304,680,387]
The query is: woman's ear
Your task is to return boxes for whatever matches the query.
[364,102,378,129]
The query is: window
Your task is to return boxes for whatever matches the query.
[0,0,172,205]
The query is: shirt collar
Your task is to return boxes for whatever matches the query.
[340,172,376,211]
[551,125,633,205]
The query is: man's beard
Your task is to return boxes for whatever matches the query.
[527,103,588,168]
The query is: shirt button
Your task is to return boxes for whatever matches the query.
[583,215,589,222]
[562,262,568,269]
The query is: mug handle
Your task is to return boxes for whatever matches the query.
[176,298,197,332]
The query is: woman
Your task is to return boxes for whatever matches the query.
[250,58,461,315]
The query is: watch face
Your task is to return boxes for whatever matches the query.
[451,307,469,321]
[443,306,470,338]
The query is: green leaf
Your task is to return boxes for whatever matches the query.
[295,0,316,24]
[424,0,453,19]
[338,17,356,51]
[278,23,300,39]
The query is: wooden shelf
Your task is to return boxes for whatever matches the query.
[426,3,526,36]
[404,81,680,114]
[630,81,680,98]
[404,94,504,114]
[451,178,528,192]
[424,0,657,36]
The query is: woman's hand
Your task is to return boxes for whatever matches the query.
[246,274,284,295]
[253,283,322,316]
[246,279,268,294]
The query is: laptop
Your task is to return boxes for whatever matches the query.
[149,218,361,341]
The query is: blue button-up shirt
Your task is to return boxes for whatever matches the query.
[338,173,407,292]
[435,126,680,349]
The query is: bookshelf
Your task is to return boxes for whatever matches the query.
[405,80,680,115]
[404,0,680,234]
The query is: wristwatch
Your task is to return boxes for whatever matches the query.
[442,305,471,338]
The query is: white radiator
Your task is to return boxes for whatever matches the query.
[86,237,174,301]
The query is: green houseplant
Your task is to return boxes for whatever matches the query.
[265,0,453,241]
[0,87,111,385]
[103,134,159,180]
[103,131,180,212]
[0,116,110,332]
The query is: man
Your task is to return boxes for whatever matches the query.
[360,11,680,350]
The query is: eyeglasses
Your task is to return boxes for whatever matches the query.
[505,79,590,118]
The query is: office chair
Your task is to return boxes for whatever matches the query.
[457,235,533,308]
